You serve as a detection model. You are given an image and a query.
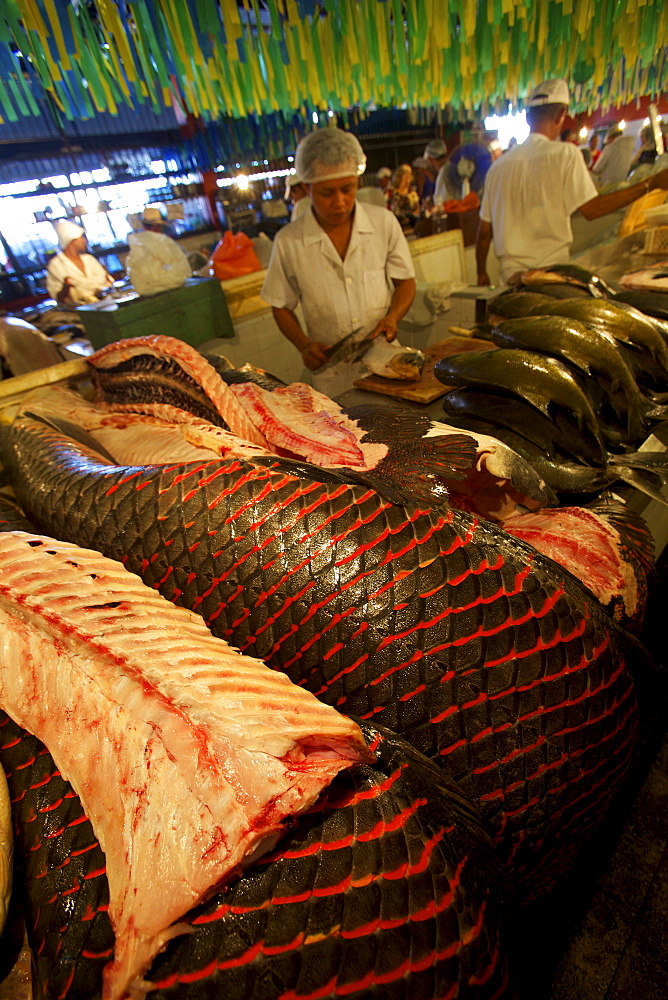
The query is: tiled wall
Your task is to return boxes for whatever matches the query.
[200,308,313,385]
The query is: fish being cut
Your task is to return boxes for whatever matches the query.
[360,338,427,381]
[4,417,646,898]
[1,711,512,1000]
[83,336,554,516]
[0,530,368,1000]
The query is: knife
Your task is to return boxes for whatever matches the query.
[322,326,376,366]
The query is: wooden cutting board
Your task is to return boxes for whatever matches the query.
[353,335,496,403]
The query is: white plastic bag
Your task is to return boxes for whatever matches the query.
[126,231,191,296]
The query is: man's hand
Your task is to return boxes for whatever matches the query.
[477,271,491,286]
[300,341,330,370]
[56,277,75,304]
[372,313,399,343]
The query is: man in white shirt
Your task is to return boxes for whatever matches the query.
[476,79,668,286]
[46,221,114,304]
[591,127,637,189]
[261,128,415,397]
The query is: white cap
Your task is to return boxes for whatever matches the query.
[424,138,448,160]
[527,78,570,107]
[142,206,164,224]
[284,172,304,198]
[54,220,85,249]
[295,128,367,185]
[376,166,392,179]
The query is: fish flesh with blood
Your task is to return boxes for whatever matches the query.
[0,529,369,1000]
[360,338,427,381]
[4,415,647,898]
[502,501,655,635]
[1,708,512,1000]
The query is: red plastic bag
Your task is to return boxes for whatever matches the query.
[210,231,262,280]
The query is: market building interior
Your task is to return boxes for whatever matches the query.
[0,3,667,1000]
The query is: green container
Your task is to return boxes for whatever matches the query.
[77,278,235,350]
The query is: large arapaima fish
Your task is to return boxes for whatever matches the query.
[3,398,648,901]
[1,713,510,1000]
[0,518,511,999]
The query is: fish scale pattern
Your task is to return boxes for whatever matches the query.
[0,713,510,1000]
[10,418,641,897]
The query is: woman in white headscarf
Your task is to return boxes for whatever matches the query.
[46,221,114,305]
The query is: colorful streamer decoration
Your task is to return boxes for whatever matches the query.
[0,0,666,126]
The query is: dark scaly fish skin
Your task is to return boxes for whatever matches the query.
[5,417,644,897]
[0,490,35,531]
[92,353,231,429]
[0,712,512,1000]
[488,316,659,444]
[440,387,606,465]
[434,349,605,453]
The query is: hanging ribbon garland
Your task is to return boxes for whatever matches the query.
[0,0,665,125]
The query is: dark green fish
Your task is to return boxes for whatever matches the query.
[489,315,661,443]
[525,297,668,386]
[613,289,668,322]
[486,291,555,323]
[434,348,605,449]
[440,386,607,465]
[519,264,617,298]
[453,420,668,505]
[517,281,595,299]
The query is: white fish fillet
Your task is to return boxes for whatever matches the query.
[21,386,274,466]
[0,531,369,1000]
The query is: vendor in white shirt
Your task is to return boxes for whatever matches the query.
[476,78,668,286]
[261,128,416,398]
[46,221,114,305]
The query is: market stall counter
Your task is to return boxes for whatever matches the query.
[76,276,234,350]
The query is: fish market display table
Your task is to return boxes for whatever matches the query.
[77,277,235,350]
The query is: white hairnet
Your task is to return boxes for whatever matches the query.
[54,220,85,249]
[295,128,367,185]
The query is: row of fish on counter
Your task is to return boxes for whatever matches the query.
[0,275,664,1000]
[434,264,668,503]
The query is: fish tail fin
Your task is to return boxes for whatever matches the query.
[609,460,668,508]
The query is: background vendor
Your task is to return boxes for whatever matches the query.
[46,221,114,305]
[261,128,416,398]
